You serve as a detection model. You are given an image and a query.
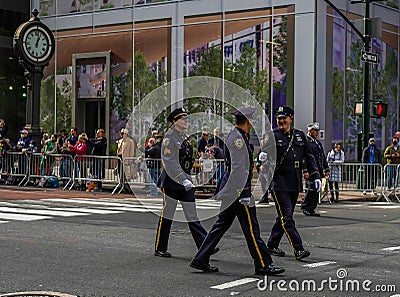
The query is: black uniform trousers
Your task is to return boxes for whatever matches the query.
[301,181,318,212]
[194,199,273,269]
[268,190,304,252]
[155,188,207,252]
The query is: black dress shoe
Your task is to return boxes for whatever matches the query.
[267,247,285,257]
[302,209,312,216]
[154,250,172,258]
[295,249,310,260]
[190,259,219,273]
[310,211,320,217]
[258,197,269,204]
[255,264,285,275]
[211,247,220,255]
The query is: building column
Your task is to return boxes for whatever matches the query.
[293,0,316,131]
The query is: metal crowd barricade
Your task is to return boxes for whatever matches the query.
[318,163,384,203]
[71,155,122,194]
[1,151,30,186]
[193,158,224,193]
[122,157,162,194]
[382,164,400,203]
[25,153,74,189]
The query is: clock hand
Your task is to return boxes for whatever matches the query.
[35,36,39,47]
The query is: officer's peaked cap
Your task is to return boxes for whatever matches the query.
[307,122,320,131]
[232,107,255,119]
[167,107,188,122]
[275,106,294,118]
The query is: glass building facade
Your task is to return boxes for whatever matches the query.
[26,0,400,159]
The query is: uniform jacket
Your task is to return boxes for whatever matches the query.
[158,127,194,191]
[266,128,320,192]
[117,137,135,160]
[306,134,330,176]
[214,127,253,201]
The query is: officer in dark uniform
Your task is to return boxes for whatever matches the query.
[264,106,321,260]
[301,122,330,216]
[190,107,285,275]
[155,107,218,258]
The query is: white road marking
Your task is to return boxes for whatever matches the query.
[382,246,400,251]
[0,213,50,221]
[0,220,9,224]
[50,207,123,214]
[303,261,337,268]
[211,278,259,290]
[0,207,91,217]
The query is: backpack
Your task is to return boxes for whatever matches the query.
[46,176,59,188]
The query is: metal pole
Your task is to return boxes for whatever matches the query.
[362,0,371,150]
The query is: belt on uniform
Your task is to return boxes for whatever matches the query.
[281,160,301,168]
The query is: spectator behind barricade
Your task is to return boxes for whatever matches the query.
[70,133,88,190]
[57,129,68,149]
[138,137,161,197]
[85,129,107,191]
[197,131,209,157]
[41,133,49,148]
[255,138,270,204]
[206,140,225,185]
[209,128,224,151]
[0,119,9,140]
[383,136,400,190]
[14,129,30,152]
[145,130,159,148]
[327,142,345,203]
[40,134,58,176]
[60,137,74,180]
[0,135,12,174]
[67,127,78,146]
[117,128,135,193]
[361,138,382,196]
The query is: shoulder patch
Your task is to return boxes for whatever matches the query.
[233,138,244,149]
[163,138,170,146]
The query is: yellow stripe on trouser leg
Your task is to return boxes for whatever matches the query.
[155,190,166,250]
[272,190,296,252]
[244,205,265,268]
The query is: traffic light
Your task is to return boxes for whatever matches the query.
[371,101,387,118]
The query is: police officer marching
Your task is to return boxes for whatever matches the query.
[154,107,219,258]
[190,107,285,276]
[263,106,321,260]
[301,122,330,216]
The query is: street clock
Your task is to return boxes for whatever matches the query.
[13,9,55,67]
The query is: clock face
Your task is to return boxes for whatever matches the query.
[22,25,53,64]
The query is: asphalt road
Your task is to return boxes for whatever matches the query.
[0,194,399,297]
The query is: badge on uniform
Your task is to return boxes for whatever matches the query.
[164,138,170,146]
[233,138,244,149]
[164,148,171,155]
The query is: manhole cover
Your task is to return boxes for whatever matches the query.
[0,292,77,297]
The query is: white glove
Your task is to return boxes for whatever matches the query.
[314,179,322,192]
[239,197,251,206]
[183,179,195,191]
[259,152,268,162]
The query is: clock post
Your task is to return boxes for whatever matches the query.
[13,8,55,149]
